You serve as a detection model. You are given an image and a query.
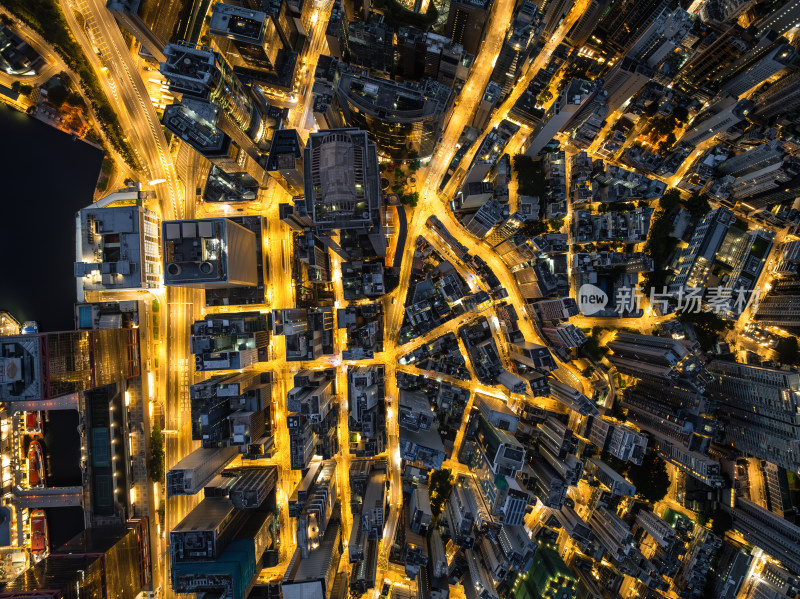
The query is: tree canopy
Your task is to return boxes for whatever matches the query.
[777,336,800,366]
[659,188,682,212]
[429,468,453,516]
[710,507,733,537]
[685,193,711,218]
[148,427,165,484]
[400,191,419,207]
[520,220,548,237]
[627,453,670,503]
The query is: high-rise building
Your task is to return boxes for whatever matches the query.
[548,379,600,416]
[597,0,674,53]
[720,38,797,98]
[444,0,488,56]
[464,199,504,238]
[496,524,536,574]
[678,95,754,146]
[745,562,800,599]
[106,0,171,62]
[621,381,724,486]
[533,298,580,321]
[493,232,535,268]
[477,393,520,434]
[540,0,573,37]
[348,459,386,575]
[699,0,754,24]
[508,341,557,372]
[160,42,270,153]
[677,24,756,97]
[342,19,394,76]
[469,414,526,478]
[266,129,305,196]
[584,458,636,496]
[673,527,723,595]
[349,365,387,456]
[541,323,587,350]
[167,446,240,497]
[624,380,708,438]
[425,32,473,87]
[762,461,797,522]
[473,81,504,131]
[394,26,430,79]
[171,496,256,562]
[334,70,453,160]
[728,157,800,209]
[553,504,592,545]
[209,3,284,78]
[754,275,800,331]
[281,503,342,599]
[624,7,693,68]
[287,369,338,469]
[750,69,800,123]
[755,0,800,36]
[606,333,712,392]
[190,312,269,371]
[729,496,800,572]
[521,458,569,509]
[707,360,800,472]
[669,207,736,292]
[474,455,530,526]
[162,218,258,288]
[400,426,446,469]
[289,460,338,559]
[716,139,785,177]
[273,308,335,362]
[489,4,542,95]
[564,0,610,46]
[717,228,774,317]
[511,544,577,599]
[523,79,597,158]
[162,100,268,185]
[567,94,609,149]
[190,371,274,455]
[635,510,677,548]
[395,28,473,86]
[299,128,386,258]
[444,475,488,547]
[409,482,432,534]
[464,546,499,599]
[588,506,635,560]
[650,435,725,487]
[484,211,527,247]
[583,416,647,464]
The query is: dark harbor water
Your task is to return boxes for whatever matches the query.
[44,507,85,549]
[42,409,84,547]
[0,104,104,332]
[42,410,81,487]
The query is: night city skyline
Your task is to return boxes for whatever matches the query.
[2,0,800,598]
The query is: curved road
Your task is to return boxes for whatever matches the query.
[62,0,183,220]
